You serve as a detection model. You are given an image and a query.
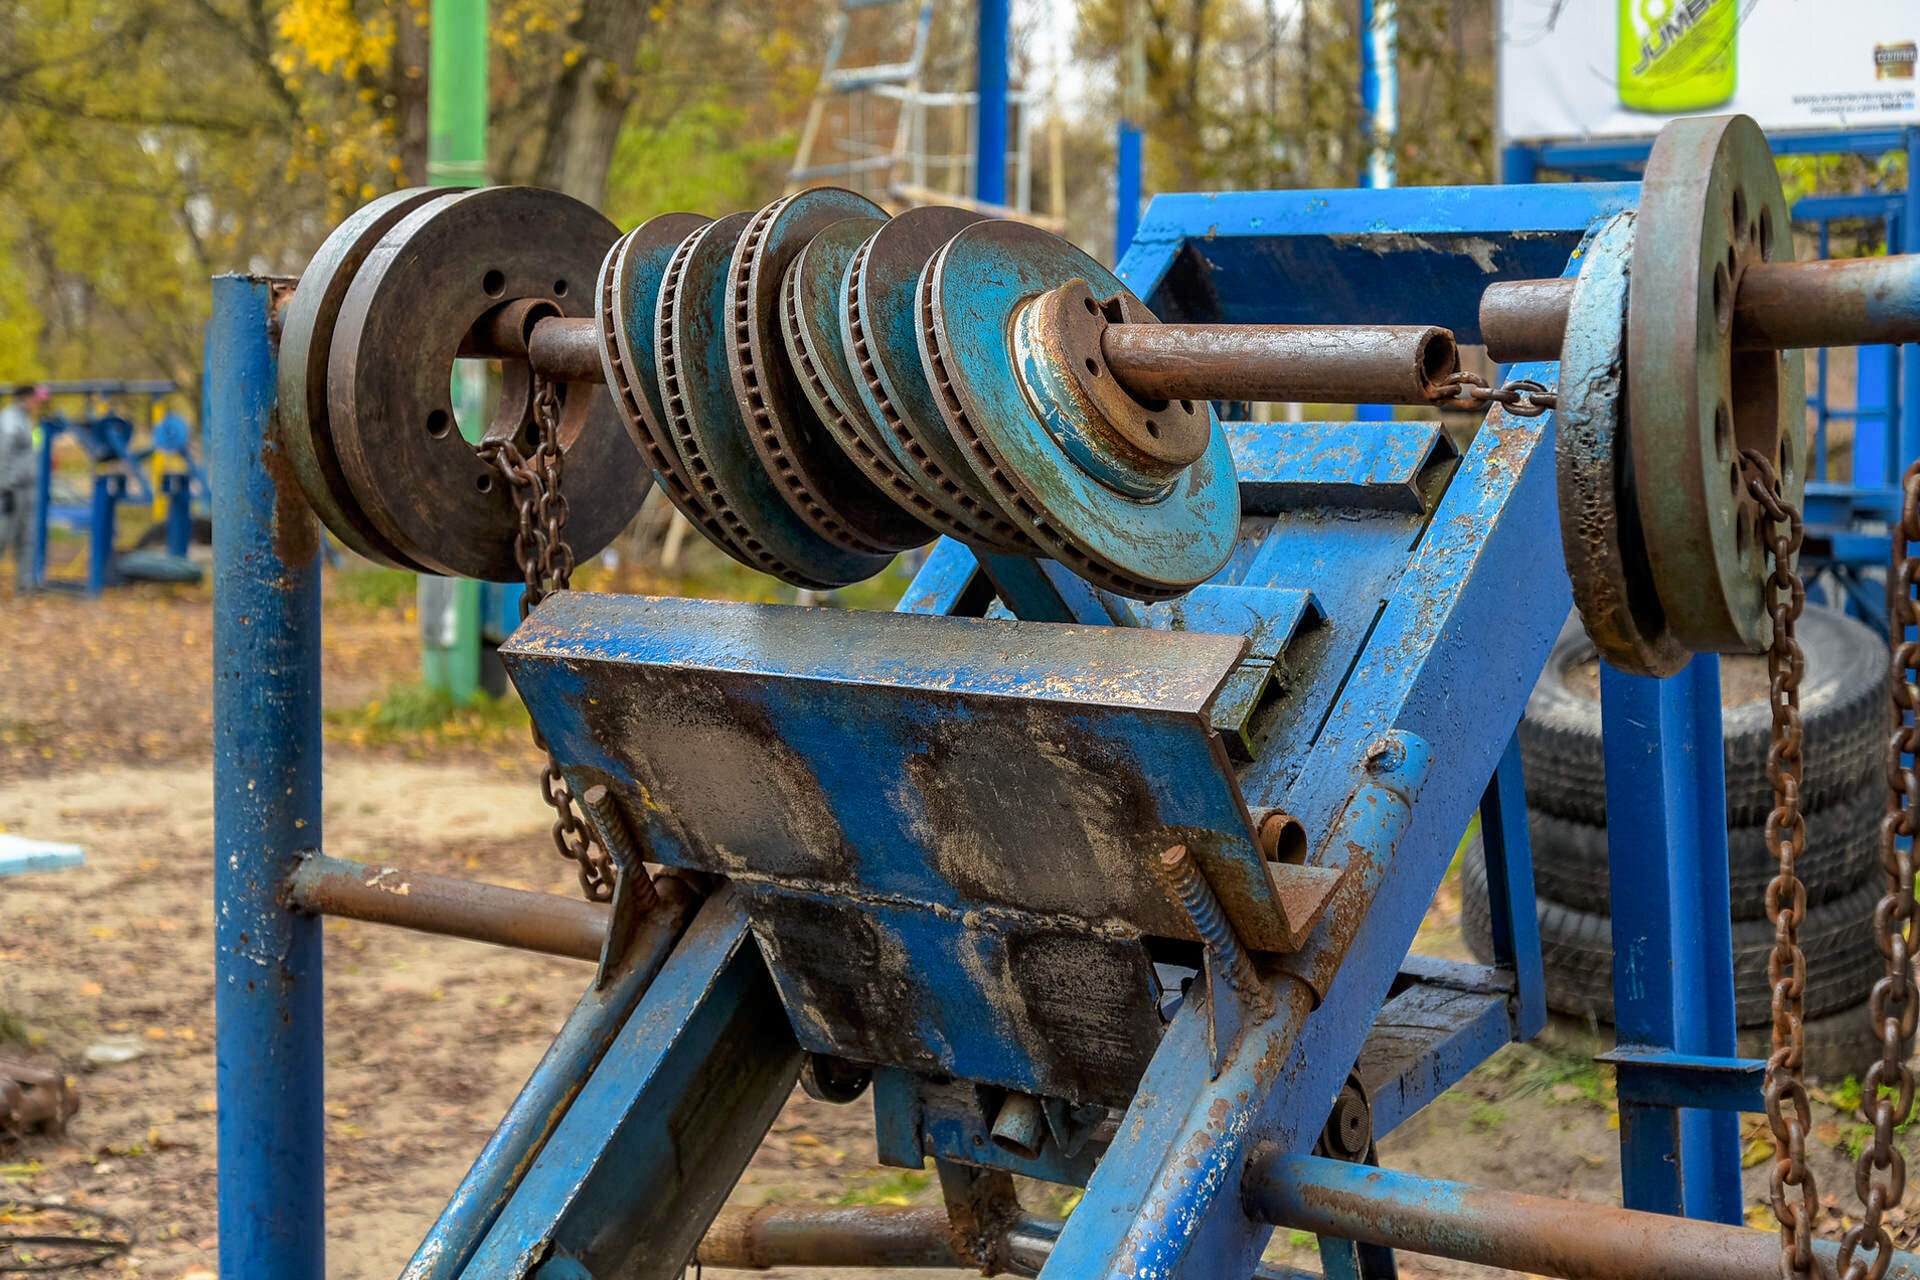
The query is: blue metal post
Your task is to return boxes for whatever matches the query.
[1600,658,1742,1224]
[164,472,193,558]
[85,472,120,597]
[211,274,325,1280]
[29,424,51,588]
[1358,0,1396,189]
[1117,121,1144,256]
[1904,126,1920,466]
[1500,143,1538,186]
[974,0,1008,207]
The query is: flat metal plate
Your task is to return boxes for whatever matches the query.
[503,593,1290,1100]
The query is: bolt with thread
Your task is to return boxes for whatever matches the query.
[1158,844,1275,1017]
[579,784,661,912]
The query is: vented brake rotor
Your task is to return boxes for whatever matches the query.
[921,220,1238,600]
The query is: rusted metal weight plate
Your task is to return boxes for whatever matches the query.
[277,186,457,570]
[325,186,645,581]
[656,212,893,588]
[781,218,946,518]
[598,211,771,568]
[1627,114,1805,653]
[729,190,931,555]
[842,206,1036,553]
[922,220,1238,600]
[1555,212,1690,677]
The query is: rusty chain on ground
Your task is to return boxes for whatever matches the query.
[477,376,615,902]
[1742,449,1821,1280]
[1837,459,1920,1280]
[1432,371,1559,418]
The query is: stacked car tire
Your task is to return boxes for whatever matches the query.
[1462,606,1889,1077]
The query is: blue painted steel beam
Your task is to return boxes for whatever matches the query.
[1117,183,1638,339]
[1600,1048,1766,1115]
[211,274,325,1280]
[1599,659,1741,1224]
[461,889,802,1279]
[1473,734,1545,1039]
[1116,121,1143,255]
[400,896,697,1280]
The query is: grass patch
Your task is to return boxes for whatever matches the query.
[325,681,528,749]
[1467,1100,1507,1130]
[0,1008,32,1049]
[332,565,417,612]
[836,1166,932,1207]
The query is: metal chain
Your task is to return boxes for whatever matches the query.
[1838,458,1920,1280]
[1432,371,1559,418]
[477,378,614,902]
[1742,449,1820,1280]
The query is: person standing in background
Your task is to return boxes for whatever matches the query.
[0,385,46,593]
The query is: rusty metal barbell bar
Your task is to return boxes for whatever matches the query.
[1481,253,1920,363]
[462,304,1465,407]
[286,852,609,961]
[687,1155,1920,1279]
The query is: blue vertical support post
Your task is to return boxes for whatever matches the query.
[1116,122,1143,256]
[974,0,1008,208]
[85,472,122,596]
[1500,143,1538,186]
[211,274,326,1280]
[163,472,193,558]
[1358,0,1396,190]
[29,426,51,588]
[1600,658,1743,1224]
[1903,126,1920,465]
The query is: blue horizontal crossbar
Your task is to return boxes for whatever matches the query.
[1598,1047,1766,1114]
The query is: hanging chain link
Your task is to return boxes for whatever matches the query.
[1838,459,1920,1280]
[477,377,614,902]
[1742,449,1821,1280]
[1431,370,1559,418]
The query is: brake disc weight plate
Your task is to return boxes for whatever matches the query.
[923,220,1238,600]
[598,212,757,559]
[1628,114,1804,654]
[327,186,644,581]
[657,212,892,588]
[730,190,930,554]
[277,186,456,570]
[1555,211,1688,677]
[844,206,1035,553]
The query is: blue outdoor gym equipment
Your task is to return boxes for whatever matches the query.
[212,115,1920,1279]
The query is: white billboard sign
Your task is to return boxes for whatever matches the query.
[1500,0,1918,143]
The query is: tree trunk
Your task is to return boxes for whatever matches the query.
[529,0,656,204]
[391,0,430,185]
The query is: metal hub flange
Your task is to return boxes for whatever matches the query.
[1556,211,1690,678]
[728,190,931,555]
[657,211,893,589]
[843,206,1036,554]
[277,185,455,571]
[324,185,643,581]
[921,220,1238,600]
[1013,280,1208,499]
[1628,113,1805,653]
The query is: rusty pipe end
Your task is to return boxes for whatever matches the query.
[1479,277,1573,365]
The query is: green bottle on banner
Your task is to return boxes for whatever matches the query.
[1618,0,1737,113]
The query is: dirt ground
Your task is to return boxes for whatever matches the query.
[0,556,1913,1279]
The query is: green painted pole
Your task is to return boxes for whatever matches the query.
[421,0,488,702]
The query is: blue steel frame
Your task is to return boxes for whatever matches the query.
[1506,125,1920,634]
[212,182,1774,1276]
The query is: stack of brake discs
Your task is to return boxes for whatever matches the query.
[280,184,1239,602]
[598,188,1238,599]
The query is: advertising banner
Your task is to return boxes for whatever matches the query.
[1500,1,1918,142]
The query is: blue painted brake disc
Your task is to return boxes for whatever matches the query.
[920,220,1239,600]
[782,217,958,546]
[596,211,751,558]
[656,211,893,589]
[841,206,1036,554]
[728,189,930,555]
